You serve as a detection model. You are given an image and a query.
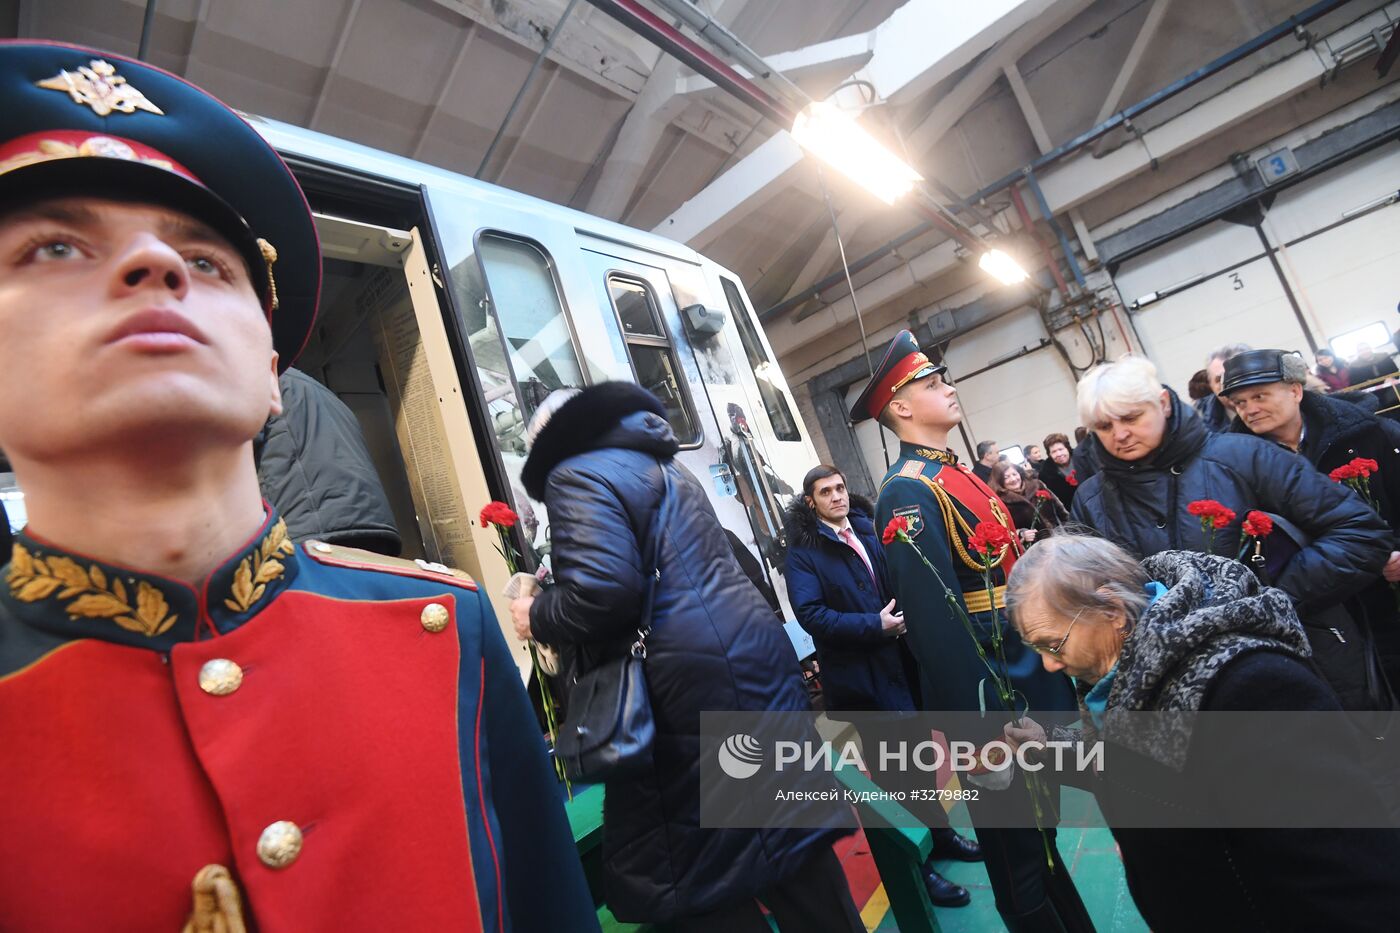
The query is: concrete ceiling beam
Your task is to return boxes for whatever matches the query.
[1094,0,1173,126]
[1037,4,1394,213]
[428,0,655,97]
[672,31,875,98]
[586,0,751,220]
[903,0,1097,154]
[653,130,806,245]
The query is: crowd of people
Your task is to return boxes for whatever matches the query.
[6,36,1400,933]
[768,333,1400,930]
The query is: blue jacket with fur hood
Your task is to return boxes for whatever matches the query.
[523,382,845,923]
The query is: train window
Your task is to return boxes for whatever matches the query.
[720,277,801,442]
[610,279,663,337]
[605,276,700,445]
[477,234,587,419]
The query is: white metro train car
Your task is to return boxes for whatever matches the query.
[245,114,821,675]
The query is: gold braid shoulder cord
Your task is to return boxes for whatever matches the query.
[915,474,1018,572]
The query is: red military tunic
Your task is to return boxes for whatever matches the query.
[0,510,595,931]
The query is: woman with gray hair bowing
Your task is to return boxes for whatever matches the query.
[1069,354,1392,710]
[1002,533,1400,931]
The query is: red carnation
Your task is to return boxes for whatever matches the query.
[1186,499,1236,529]
[1351,457,1379,478]
[479,501,519,529]
[882,515,909,545]
[1067,471,1078,487]
[1242,511,1274,539]
[1329,463,1360,482]
[968,520,1013,557]
[1034,489,1053,500]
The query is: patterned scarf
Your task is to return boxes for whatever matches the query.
[1092,550,1310,769]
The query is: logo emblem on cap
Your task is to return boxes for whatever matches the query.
[37,59,164,117]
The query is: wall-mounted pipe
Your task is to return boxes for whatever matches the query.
[1023,170,1086,289]
[760,0,1350,322]
[1009,184,1071,300]
[582,0,795,127]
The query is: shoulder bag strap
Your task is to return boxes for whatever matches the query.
[632,461,673,657]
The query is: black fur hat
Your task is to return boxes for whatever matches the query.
[521,382,667,500]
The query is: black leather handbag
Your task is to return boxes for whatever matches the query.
[554,464,671,783]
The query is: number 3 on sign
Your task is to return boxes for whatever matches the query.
[1230,273,1243,291]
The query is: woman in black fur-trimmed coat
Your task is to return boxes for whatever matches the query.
[518,382,858,930]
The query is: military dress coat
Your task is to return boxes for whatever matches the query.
[875,442,1075,737]
[0,508,596,932]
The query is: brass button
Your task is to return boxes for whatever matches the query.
[256,820,303,869]
[198,659,243,696]
[420,602,450,633]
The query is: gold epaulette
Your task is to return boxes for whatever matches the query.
[302,541,478,591]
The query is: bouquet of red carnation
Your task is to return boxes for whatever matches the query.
[1329,457,1380,509]
[1066,471,1078,487]
[1328,457,1396,608]
[1186,499,1236,555]
[480,500,568,795]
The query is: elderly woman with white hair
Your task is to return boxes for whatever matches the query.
[1069,355,1392,710]
[1001,534,1400,931]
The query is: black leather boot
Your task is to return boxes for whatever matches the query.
[922,862,971,908]
[929,827,984,862]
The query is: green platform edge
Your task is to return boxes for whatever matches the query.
[564,766,943,933]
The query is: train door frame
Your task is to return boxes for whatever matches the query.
[283,157,531,677]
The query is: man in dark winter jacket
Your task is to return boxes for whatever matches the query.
[784,464,982,908]
[255,368,402,555]
[1225,349,1400,689]
[513,382,863,933]
[1072,356,1393,710]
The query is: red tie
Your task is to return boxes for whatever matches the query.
[839,527,877,587]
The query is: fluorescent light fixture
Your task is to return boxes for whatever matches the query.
[791,101,922,205]
[1341,190,1400,220]
[978,248,1029,285]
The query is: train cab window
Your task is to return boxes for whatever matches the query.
[477,234,586,419]
[606,277,700,445]
[721,277,801,442]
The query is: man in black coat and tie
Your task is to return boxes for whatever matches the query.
[784,464,982,908]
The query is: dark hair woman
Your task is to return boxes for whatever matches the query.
[990,460,1068,547]
[1037,432,1077,507]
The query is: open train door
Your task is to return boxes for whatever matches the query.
[307,214,530,682]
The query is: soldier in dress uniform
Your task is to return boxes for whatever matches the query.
[0,41,595,932]
[850,330,1093,933]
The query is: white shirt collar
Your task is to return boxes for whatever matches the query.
[820,515,853,536]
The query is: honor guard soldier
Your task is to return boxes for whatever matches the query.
[0,41,595,932]
[851,331,1093,933]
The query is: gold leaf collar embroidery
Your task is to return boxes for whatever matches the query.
[915,447,958,465]
[8,543,177,636]
[223,519,295,614]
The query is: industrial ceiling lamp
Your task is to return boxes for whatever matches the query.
[791,100,922,205]
[978,248,1030,286]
